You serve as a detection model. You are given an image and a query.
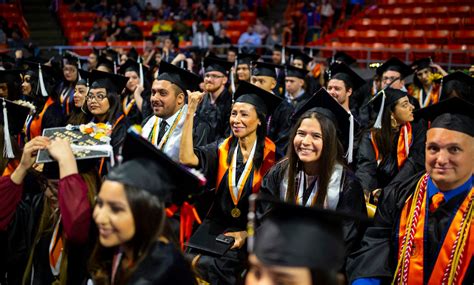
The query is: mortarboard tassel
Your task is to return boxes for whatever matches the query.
[281,46,286,65]
[346,114,354,163]
[309,48,313,58]
[2,99,14,158]
[138,56,145,87]
[230,68,236,97]
[38,64,48,97]
[374,90,386,129]
[113,61,117,74]
[290,54,294,64]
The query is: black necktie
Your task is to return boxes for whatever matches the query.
[157,120,168,143]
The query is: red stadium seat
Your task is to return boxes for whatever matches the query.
[357,30,377,44]
[452,30,474,45]
[391,18,413,30]
[388,43,412,60]
[377,29,401,44]
[414,18,438,30]
[337,29,358,43]
[448,5,471,17]
[425,6,449,17]
[425,30,450,45]
[440,44,469,64]
[411,44,438,59]
[367,42,388,60]
[437,17,461,30]
[403,30,426,44]
[464,18,474,30]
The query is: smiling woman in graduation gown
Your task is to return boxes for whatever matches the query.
[180,82,281,285]
[259,89,367,264]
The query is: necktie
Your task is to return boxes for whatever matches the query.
[429,192,445,213]
[157,120,168,143]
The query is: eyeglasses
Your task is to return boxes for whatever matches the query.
[86,94,107,102]
[205,74,225,80]
[382,76,399,83]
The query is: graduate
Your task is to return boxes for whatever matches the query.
[194,56,234,144]
[439,71,474,104]
[57,53,80,117]
[89,130,199,285]
[250,61,283,96]
[260,88,367,261]
[20,62,65,144]
[356,88,426,201]
[348,97,474,284]
[0,69,22,100]
[326,62,366,165]
[180,81,281,285]
[288,48,319,95]
[407,57,447,108]
[235,53,260,83]
[141,60,202,161]
[0,136,100,285]
[248,196,365,285]
[67,69,92,125]
[268,64,311,158]
[85,70,129,175]
[118,58,152,125]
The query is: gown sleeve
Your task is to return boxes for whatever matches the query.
[258,160,287,220]
[58,174,91,244]
[0,176,23,231]
[42,103,66,130]
[194,140,221,189]
[355,130,378,192]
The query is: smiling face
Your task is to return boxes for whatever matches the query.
[327,78,352,111]
[87,88,110,117]
[74,84,88,107]
[425,128,474,191]
[150,79,184,119]
[93,180,135,248]
[392,96,414,125]
[21,74,32,96]
[237,64,251,81]
[229,102,261,139]
[293,118,323,170]
[204,71,227,93]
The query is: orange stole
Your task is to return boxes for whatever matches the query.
[370,123,412,169]
[408,83,441,107]
[216,136,276,194]
[28,97,54,140]
[398,185,474,284]
[2,159,19,176]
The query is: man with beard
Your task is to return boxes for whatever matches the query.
[141,61,202,161]
[194,56,234,144]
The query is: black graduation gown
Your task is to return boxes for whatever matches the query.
[40,100,66,133]
[189,140,254,285]
[258,159,368,260]
[268,92,311,158]
[121,89,152,127]
[127,241,195,285]
[194,88,232,145]
[355,119,426,192]
[346,172,474,284]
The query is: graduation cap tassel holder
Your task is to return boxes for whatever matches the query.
[38,64,48,97]
[2,99,14,158]
[374,90,386,129]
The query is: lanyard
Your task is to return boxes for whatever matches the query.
[228,140,256,206]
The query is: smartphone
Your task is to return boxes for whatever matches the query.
[216,234,235,245]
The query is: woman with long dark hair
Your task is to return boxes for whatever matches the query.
[0,136,100,285]
[84,70,129,175]
[89,131,198,285]
[67,69,92,125]
[356,88,426,201]
[179,81,281,285]
[57,54,80,117]
[407,57,447,108]
[259,89,366,262]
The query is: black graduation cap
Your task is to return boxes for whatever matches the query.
[233,81,282,116]
[289,48,312,66]
[273,44,284,53]
[62,53,80,68]
[89,70,128,93]
[252,61,282,78]
[439,71,474,103]
[22,61,60,96]
[285,64,308,79]
[328,51,356,66]
[414,97,474,137]
[236,53,260,66]
[253,195,365,271]
[0,69,22,84]
[328,62,366,90]
[411,57,433,72]
[228,45,239,54]
[204,56,233,74]
[0,53,16,69]
[119,59,150,75]
[96,55,115,72]
[0,99,30,134]
[376,57,412,78]
[292,88,350,147]
[157,60,202,93]
[108,128,206,204]
[77,69,91,86]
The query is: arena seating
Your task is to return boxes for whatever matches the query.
[314,0,473,65]
[0,3,29,42]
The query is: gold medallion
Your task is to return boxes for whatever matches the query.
[231,207,241,218]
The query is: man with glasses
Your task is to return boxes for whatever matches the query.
[194,56,234,144]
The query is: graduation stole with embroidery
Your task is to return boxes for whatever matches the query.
[216,136,275,195]
[370,122,412,169]
[393,174,474,285]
